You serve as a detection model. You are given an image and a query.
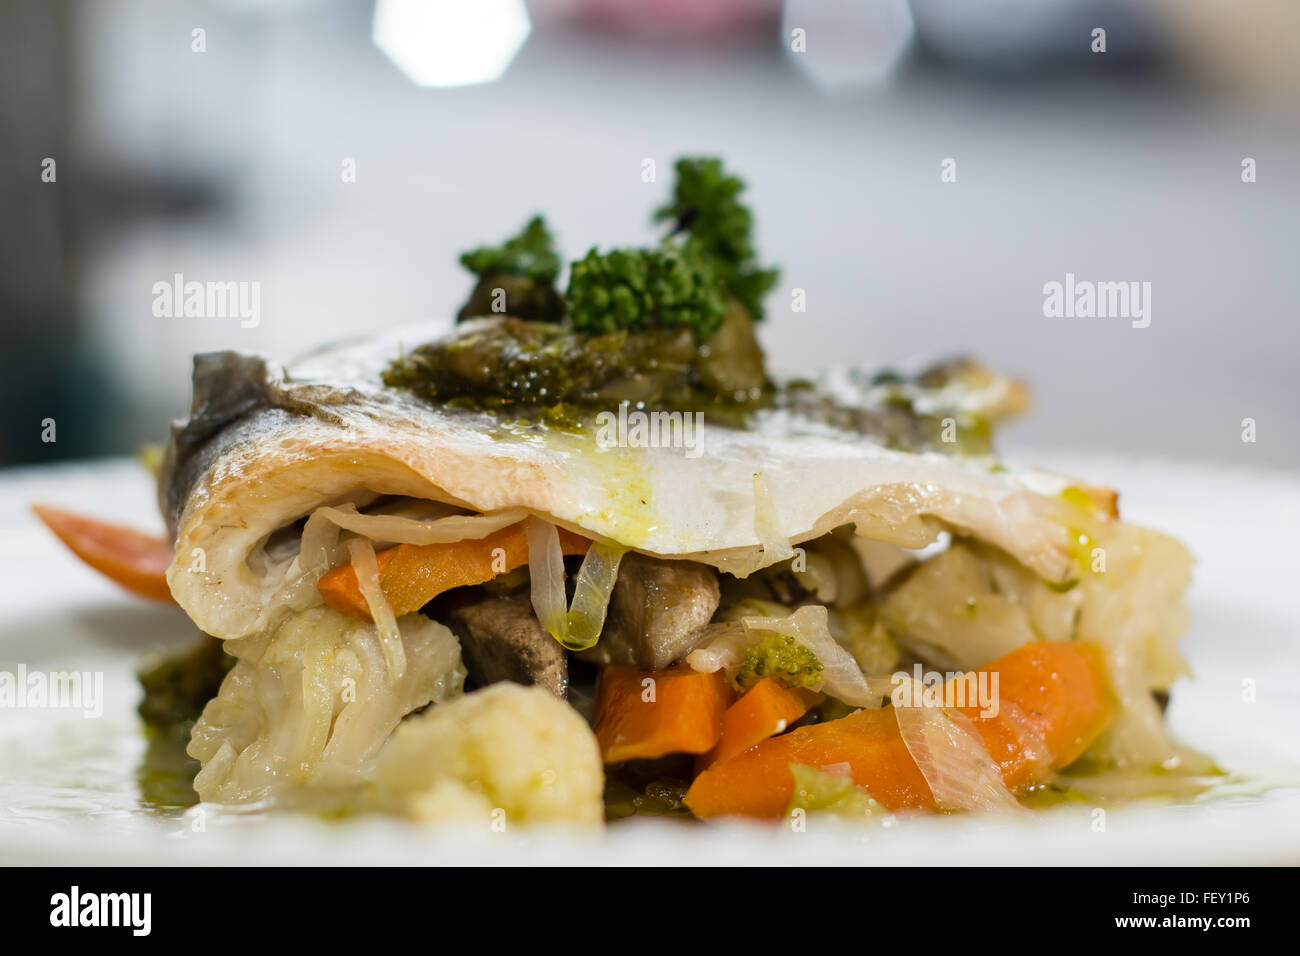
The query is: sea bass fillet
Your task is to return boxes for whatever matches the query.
[160,318,1097,644]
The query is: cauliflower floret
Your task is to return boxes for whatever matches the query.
[372,682,604,826]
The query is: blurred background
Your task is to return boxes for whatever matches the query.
[2,0,1297,471]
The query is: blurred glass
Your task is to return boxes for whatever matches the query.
[782,0,915,87]
[373,0,532,88]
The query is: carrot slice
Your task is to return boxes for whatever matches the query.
[954,639,1114,789]
[594,664,732,764]
[685,706,925,818]
[318,523,589,620]
[684,641,1114,819]
[697,678,821,772]
[33,504,175,603]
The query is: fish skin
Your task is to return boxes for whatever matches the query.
[159,351,371,539]
[159,352,278,539]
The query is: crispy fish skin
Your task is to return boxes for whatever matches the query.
[160,320,1102,643]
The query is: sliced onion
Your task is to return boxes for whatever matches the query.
[298,510,344,571]
[525,518,568,639]
[892,675,1023,813]
[296,623,336,779]
[347,537,406,680]
[565,540,626,651]
[684,621,750,674]
[315,503,524,547]
[524,517,625,652]
[275,510,347,611]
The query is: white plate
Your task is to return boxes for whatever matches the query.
[1,455,1298,866]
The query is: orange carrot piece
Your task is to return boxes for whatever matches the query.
[33,504,175,603]
[317,523,589,620]
[594,665,732,764]
[684,641,1114,819]
[954,640,1114,790]
[697,678,821,772]
[685,706,926,818]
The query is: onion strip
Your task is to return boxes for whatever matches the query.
[892,673,1023,813]
[525,518,568,639]
[525,517,626,652]
[314,503,525,546]
[347,537,406,680]
[565,540,626,650]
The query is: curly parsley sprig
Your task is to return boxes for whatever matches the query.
[459,215,561,283]
[453,158,775,337]
[654,157,779,320]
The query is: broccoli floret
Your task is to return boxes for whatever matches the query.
[654,157,779,320]
[457,216,565,323]
[565,241,727,340]
[459,215,561,283]
[735,632,823,691]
